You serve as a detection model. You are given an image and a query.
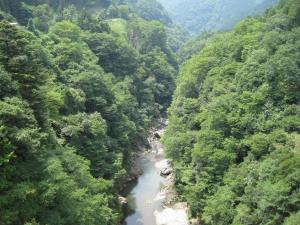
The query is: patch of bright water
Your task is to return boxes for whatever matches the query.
[124,153,165,225]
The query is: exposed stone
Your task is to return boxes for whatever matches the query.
[118,196,128,206]
[124,121,189,224]
[154,132,161,139]
[190,218,200,225]
[160,167,173,176]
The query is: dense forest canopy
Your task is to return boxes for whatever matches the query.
[164,0,300,224]
[0,0,299,225]
[0,0,177,224]
[123,0,190,52]
[158,0,279,35]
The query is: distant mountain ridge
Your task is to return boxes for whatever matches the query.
[158,0,279,35]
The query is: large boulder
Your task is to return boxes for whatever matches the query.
[160,167,173,176]
[154,132,161,139]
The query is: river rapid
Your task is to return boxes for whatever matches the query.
[123,122,189,225]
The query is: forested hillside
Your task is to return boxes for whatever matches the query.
[158,0,279,35]
[1,0,300,224]
[164,0,300,224]
[124,0,190,52]
[0,0,177,224]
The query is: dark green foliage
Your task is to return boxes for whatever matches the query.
[0,21,119,225]
[0,21,49,127]
[177,32,213,64]
[3,0,298,225]
[0,0,32,25]
[164,0,300,224]
[0,10,15,22]
[127,0,172,25]
[60,113,112,177]
[0,0,176,224]
[84,32,139,76]
[139,48,176,108]
[0,97,46,224]
[165,25,190,52]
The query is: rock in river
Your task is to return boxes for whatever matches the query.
[154,132,161,139]
[160,167,173,176]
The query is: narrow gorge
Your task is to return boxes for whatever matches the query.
[0,1,299,225]
[123,120,189,225]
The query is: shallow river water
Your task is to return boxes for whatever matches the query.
[124,153,164,225]
[124,128,166,225]
[123,125,189,225]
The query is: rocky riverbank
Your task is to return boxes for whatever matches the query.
[122,119,189,225]
[149,121,189,225]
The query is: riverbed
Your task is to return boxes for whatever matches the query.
[123,125,189,225]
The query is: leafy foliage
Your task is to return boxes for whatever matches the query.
[0,0,176,224]
[164,0,300,224]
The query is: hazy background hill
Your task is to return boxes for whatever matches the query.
[157,0,279,35]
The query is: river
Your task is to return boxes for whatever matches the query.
[123,124,189,225]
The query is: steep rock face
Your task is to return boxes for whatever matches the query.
[158,0,279,35]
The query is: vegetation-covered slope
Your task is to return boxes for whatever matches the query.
[158,0,279,35]
[0,1,177,224]
[125,0,172,25]
[1,0,299,224]
[123,0,190,52]
[164,0,300,224]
